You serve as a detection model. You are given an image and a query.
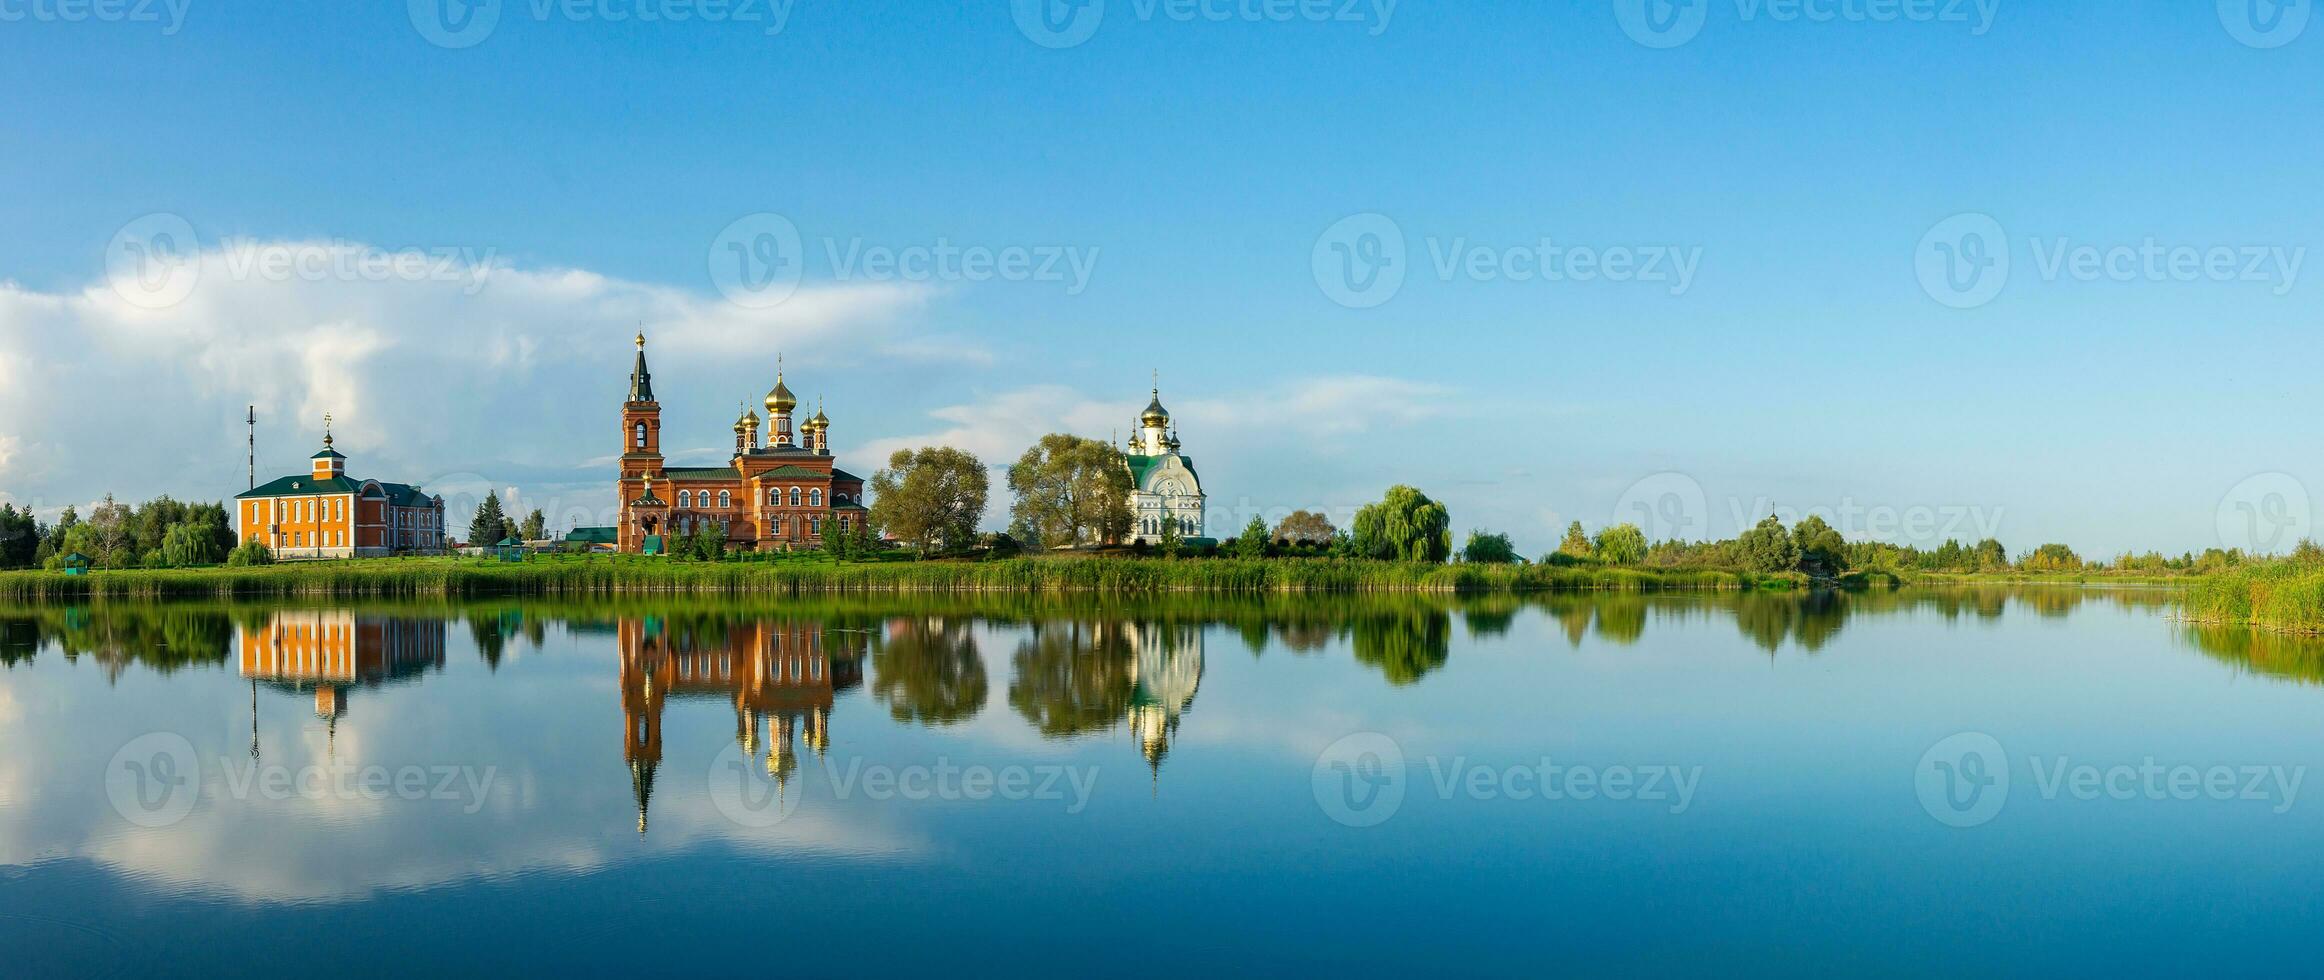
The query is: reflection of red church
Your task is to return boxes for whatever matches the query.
[620,617,865,834]
[238,611,447,722]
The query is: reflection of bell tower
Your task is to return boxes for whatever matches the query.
[619,618,666,835]
[614,615,867,834]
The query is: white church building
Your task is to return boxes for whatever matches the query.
[1123,385,1207,544]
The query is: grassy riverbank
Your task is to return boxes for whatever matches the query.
[2184,561,2324,633]
[0,553,1824,600]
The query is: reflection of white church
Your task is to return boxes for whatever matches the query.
[1123,385,1207,544]
[1126,622,1203,776]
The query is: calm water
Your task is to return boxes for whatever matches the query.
[5,588,2324,975]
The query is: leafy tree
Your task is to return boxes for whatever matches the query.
[1233,515,1271,559]
[226,540,274,566]
[870,446,990,556]
[1273,509,1336,546]
[519,509,546,541]
[1006,434,1132,549]
[468,492,510,546]
[43,506,79,558]
[160,522,224,567]
[2019,543,2083,572]
[1461,530,1518,564]
[1972,538,2009,571]
[1157,510,1183,558]
[1350,485,1452,563]
[0,504,39,569]
[1557,520,1594,559]
[1593,523,1648,565]
[1736,515,1798,572]
[1791,514,1849,576]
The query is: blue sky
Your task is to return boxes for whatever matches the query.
[3,1,2321,557]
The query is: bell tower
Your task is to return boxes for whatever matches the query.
[622,332,663,481]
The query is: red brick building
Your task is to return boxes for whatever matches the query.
[617,334,867,553]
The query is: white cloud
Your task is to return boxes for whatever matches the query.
[0,240,947,517]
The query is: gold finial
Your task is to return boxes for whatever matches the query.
[635,330,645,349]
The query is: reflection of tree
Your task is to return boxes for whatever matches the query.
[468,613,509,671]
[1732,593,1798,654]
[1592,597,1646,646]
[1546,599,1593,649]
[1349,606,1450,685]
[1008,621,1135,737]
[872,617,987,725]
[9,606,235,677]
[1461,596,1519,639]
[2184,624,2324,686]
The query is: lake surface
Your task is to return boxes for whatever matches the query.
[5,587,2324,975]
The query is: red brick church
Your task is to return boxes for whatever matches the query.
[617,334,867,553]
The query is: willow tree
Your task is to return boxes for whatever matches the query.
[1351,485,1452,563]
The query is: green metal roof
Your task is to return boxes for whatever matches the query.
[237,475,361,499]
[565,526,618,544]
[310,447,346,460]
[1124,453,1196,488]
[758,464,827,479]
[662,466,737,481]
[830,467,863,484]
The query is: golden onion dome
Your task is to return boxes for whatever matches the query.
[1140,389,1169,427]
[764,373,796,415]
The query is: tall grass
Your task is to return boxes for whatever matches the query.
[2184,560,2324,633]
[0,554,1811,601]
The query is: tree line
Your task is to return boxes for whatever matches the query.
[0,496,253,570]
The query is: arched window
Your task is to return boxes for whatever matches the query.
[768,488,780,506]
[839,516,851,533]
[634,422,646,448]
[811,517,821,535]
[809,488,822,507]
[718,490,731,509]
[789,487,801,507]
[677,490,691,508]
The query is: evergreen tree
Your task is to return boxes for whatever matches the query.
[468,492,509,546]
[1557,520,1594,559]
[1234,515,1271,559]
[520,509,546,541]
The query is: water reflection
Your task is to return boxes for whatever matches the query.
[0,583,2278,919]
[619,616,867,834]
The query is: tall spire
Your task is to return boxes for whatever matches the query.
[629,331,656,403]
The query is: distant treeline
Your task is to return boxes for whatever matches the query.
[0,496,244,571]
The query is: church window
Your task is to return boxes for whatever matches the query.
[677,490,691,508]
[809,488,822,507]
[718,490,731,509]
[768,488,780,506]
[635,422,646,448]
[811,517,821,535]
[839,517,850,533]
[789,487,801,507]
